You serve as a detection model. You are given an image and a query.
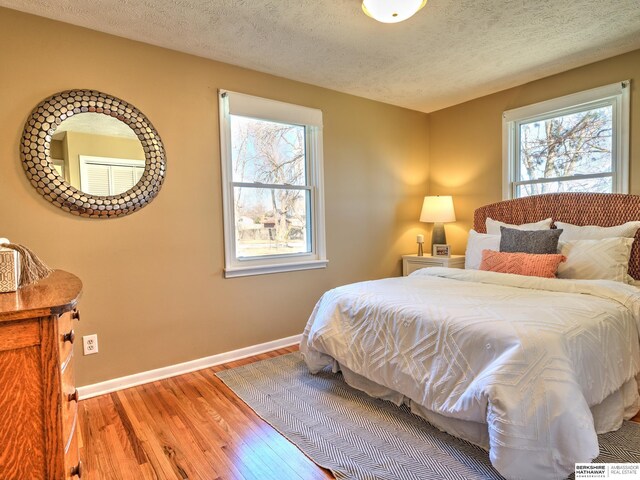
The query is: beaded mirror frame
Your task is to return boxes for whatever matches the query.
[20,89,166,218]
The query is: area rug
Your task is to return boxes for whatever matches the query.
[216,352,640,480]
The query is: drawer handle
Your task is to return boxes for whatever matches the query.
[63,330,75,344]
[72,309,81,321]
[68,389,80,403]
[70,460,83,478]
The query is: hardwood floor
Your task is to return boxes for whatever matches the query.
[79,345,640,479]
[78,346,332,480]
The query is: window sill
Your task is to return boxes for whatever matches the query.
[224,259,329,278]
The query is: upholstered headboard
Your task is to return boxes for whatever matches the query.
[474,193,640,280]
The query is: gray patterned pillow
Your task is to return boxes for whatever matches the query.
[499,226,563,254]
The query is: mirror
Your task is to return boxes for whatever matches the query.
[21,90,166,218]
[52,113,145,196]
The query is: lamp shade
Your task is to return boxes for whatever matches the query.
[362,0,427,23]
[419,196,456,223]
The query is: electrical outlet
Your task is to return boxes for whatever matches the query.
[83,334,99,355]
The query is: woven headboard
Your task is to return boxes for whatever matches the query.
[474,193,640,280]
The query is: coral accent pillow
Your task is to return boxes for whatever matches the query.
[479,250,566,278]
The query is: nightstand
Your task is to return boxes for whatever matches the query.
[402,254,465,276]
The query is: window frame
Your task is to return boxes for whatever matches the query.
[218,90,327,278]
[502,81,630,200]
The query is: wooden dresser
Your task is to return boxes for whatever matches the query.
[0,270,83,479]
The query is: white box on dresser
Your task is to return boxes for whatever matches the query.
[402,254,465,276]
[0,247,20,293]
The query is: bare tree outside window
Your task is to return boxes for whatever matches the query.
[219,90,326,277]
[504,82,628,201]
[231,116,310,258]
[517,106,613,197]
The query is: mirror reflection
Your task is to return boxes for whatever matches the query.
[51,113,145,196]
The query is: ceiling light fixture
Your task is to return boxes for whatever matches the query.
[362,0,427,23]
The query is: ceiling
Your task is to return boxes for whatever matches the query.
[53,113,138,140]
[3,0,640,113]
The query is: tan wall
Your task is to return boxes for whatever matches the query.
[429,49,640,255]
[63,131,145,186]
[0,8,429,386]
[51,139,64,160]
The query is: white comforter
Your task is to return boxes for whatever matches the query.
[300,268,640,480]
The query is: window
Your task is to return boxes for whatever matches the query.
[502,81,630,199]
[79,155,145,196]
[218,90,327,277]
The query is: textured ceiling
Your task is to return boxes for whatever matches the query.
[54,113,138,139]
[3,0,640,112]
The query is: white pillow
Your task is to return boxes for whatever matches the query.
[557,237,634,283]
[555,221,640,241]
[486,217,552,236]
[465,229,500,270]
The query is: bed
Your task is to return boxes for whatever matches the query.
[300,193,640,480]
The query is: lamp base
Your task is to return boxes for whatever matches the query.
[431,222,447,253]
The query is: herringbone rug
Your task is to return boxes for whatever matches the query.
[216,352,640,480]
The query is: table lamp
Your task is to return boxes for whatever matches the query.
[420,196,456,252]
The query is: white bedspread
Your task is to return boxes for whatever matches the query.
[300,268,640,480]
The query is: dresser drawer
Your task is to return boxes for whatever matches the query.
[64,416,81,479]
[61,352,78,446]
[0,319,40,353]
[58,311,76,363]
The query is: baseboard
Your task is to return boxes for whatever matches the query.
[77,333,302,400]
